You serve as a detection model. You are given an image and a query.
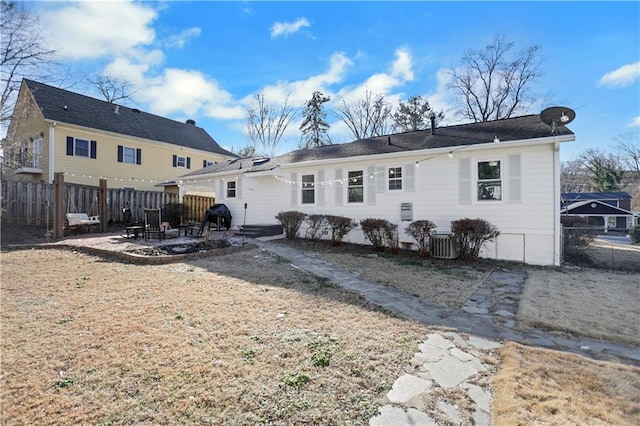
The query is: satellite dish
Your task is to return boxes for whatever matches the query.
[540,106,576,133]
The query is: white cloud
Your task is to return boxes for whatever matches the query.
[137,68,243,120]
[422,68,458,124]
[628,116,640,128]
[167,27,202,49]
[270,17,310,39]
[42,1,157,60]
[103,50,165,86]
[599,62,640,87]
[243,51,353,107]
[337,48,415,104]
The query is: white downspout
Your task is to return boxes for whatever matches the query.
[48,124,55,184]
[553,141,561,266]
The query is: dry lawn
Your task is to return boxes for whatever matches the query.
[2,230,639,425]
[519,268,640,345]
[493,342,640,426]
[279,240,488,308]
[1,248,432,425]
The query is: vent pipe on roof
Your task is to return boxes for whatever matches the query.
[429,112,436,135]
[387,136,391,145]
[186,119,196,125]
[114,105,120,114]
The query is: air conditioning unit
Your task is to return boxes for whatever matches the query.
[430,235,458,259]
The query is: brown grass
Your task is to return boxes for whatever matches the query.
[493,342,640,426]
[519,269,640,345]
[277,240,488,307]
[1,248,431,425]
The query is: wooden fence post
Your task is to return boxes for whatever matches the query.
[99,179,108,233]
[53,172,64,239]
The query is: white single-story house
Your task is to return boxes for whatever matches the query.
[176,113,575,266]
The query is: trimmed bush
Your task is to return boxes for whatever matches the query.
[451,218,499,262]
[631,226,640,245]
[275,211,306,240]
[305,214,330,242]
[405,220,437,258]
[360,218,399,252]
[385,222,400,254]
[360,218,388,251]
[326,215,357,245]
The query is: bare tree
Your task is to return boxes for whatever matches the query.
[88,76,136,104]
[1,1,57,128]
[246,94,296,157]
[236,145,256,158]
[448,35,544,122]
[615,132,640,174]
[335,90,393,140]
[392,95,444,132]
[560,159,590,193]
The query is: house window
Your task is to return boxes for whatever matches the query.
[66,136,97,159]
[123,147,136,164]
[203,160,215,168]
[347,170,364,203]
[388,166,402,190]
[301,174,315,204]
[118,145,141,164]
[172,155,191,169]
[477,160,502,200]
[75,138,90,157]
[227,181,236,198]
[32,138,42,168]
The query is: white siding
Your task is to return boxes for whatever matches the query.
[222,142,561,265]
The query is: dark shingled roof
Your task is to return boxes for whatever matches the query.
[180,113,574,178]
[23,79,237,157]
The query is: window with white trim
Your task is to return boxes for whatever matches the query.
[123,147,137,164]
[118,145,141,165]
[226,181,236,198]
[388,166,402,190]
[66,136,97,158]
[74,138,89,157]
[347,170,364,203]
[477,160,502,200]
[176,155,187,167]
[301,174,315,204]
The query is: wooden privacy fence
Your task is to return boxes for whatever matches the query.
[183,194,216,222]
[1,179,178,226]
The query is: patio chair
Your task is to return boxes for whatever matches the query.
[144,208,166,241]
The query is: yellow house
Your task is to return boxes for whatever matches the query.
[2,79,237,190]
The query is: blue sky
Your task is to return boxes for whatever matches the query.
[28,1,640,162]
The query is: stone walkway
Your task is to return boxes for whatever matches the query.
[250,238,640,425]
[40,232,640,424]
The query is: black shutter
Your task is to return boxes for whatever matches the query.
[203,160,207,168]
[186,157,191,169]
[117,145,123,163]
[172,155,177,167]
[136,149,142,165]
[90,140,97,159]
[66,136,74,156]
